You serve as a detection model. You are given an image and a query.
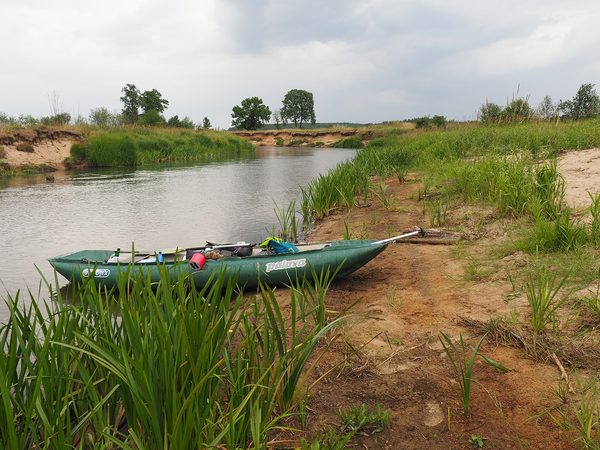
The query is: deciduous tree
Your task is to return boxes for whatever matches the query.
[280,89,316,128]
[140,89,169,114]
[120,84,141,124]
[231,97,271,130]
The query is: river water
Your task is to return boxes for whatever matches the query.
[0,146,355,320]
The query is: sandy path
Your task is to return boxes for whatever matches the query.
[558,147,600,207]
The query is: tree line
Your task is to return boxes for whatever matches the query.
[230,89,316,130]
[478,83,600,124]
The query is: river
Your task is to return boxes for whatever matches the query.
[0,146,355,320]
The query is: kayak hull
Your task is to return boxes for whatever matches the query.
[48,240,387,290]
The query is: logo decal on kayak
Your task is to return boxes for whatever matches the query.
[265,258,307,273]
[82,268,111,278]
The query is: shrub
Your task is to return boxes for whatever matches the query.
[87,134,137,167]
[70,143,87,161]
[332,136,363,149]
[275,137,285,146]
[479,102,502,123]
[15,143,34,153]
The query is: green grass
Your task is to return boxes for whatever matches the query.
[332,136,364,149]
[76,127,254,168]
[439,332,508,415]
[525,267,571,334]
[0,265,342,449]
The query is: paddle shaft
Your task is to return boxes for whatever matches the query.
[372,229,424,245]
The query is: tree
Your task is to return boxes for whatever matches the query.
[501,98,533,123]
[558,83,600,120]
[479,101,502,124]
[231,97,272,130]
[280,89,316,128]
[120,84,141,124]
[167,115,182,127]
[89,107,116,127]
[202,117,211,129]
[431,115,447,127]
[180,117,195,128]
[537,95,556,120]
[140,89,169,114]
[272,109,283,129]
[139,110,165,125]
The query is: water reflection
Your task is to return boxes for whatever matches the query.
[0,146,354,319]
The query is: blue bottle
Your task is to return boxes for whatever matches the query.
[157,251,164,263]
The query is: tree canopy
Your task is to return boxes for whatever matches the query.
[120,84,169,124]
[558,83,600,120]
[140,89,169,114]
[120,84,141,124]
[231,97,271,130]
[280,89,316,128]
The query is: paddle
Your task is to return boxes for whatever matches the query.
[372,228,426,245]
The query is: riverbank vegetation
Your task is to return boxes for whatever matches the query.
[70,127,254,168]
[0,268,342,449]
[279,116,600,447]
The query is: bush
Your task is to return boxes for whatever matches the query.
[87,134,137,167]
[16,143,34,153]
[275,137,285,146]
[70,143,87,161]
[332,137,364,149]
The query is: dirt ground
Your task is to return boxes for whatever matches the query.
[270,151,600,449]
[558,148,600,208]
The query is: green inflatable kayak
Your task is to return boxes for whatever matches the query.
[48,231,423,290]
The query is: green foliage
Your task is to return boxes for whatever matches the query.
[120,83,141,124]
[275,137,285,146]
[80,128,253,167]
[231,96,272,130]
[202,117,211,129]
[558,83,600,120]
[525,267,571,333]
[274,199,299,241]
[167,115,182,127]
[0,266,342,449]
[413,115,447,128]
[538,95,557,120]
[40,112,71,125]
[469,434,487,448]
[332,136,363,148]
[89,107,117,127]
[140,88,169,114]
[501,98,533,123]
[439,332,508,414]
[70,142,87,161]
[139,109,165,126]
[479,102,502,123]
[340,403,390,434]
[281,89,316,128]
[87,134,137,167]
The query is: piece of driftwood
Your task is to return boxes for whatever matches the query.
[396,227,463,245]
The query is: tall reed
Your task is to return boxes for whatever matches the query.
[0,264,342,448]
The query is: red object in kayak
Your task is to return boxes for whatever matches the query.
[189,253,206,270]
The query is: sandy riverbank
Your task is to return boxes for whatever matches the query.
[0,127,81,170]
[269,148,599,448]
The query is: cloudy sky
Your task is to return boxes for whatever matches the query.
[2,0,600,127]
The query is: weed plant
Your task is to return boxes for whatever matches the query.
[525,267,571,334]
[439,332,508,415]
[274,199,299,241]
[0,266,341,449]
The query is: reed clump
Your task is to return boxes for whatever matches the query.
[0,266,341,449]
[76,128,254,168]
